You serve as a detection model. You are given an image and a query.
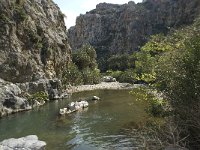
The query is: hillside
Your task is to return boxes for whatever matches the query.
[68,0,200,70]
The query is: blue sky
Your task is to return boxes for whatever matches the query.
[53,0,143,28]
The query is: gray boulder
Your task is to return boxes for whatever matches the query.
[0,80,31,117]
[0,135,46,150]
[102,76,116,82]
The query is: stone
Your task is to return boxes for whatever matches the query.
[92,96,100,100]
[102,76,116,82]
[0,80,31,117]
[0,135,46,150]
[48,88,60,100]
[60,101,89,115]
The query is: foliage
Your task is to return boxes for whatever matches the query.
[63,44,101,85]
[0,14,11,24]
[130,88,167,117]
[155,34,200,149]
[106,69,136,83]
[28,91,48,102]
[82,68,101,84]
[72,44,97,70]
[134,30,189,83]
[107,54,135,71]
[137,19,200,148]
[106,70,123,80]
[62,63,83,86]
[13,5,27,22]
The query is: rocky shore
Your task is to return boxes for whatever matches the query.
[0,78,64,117]
[67,81,142,93]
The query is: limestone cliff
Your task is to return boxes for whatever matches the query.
[0,0,71,117]
[68,0,200,70]
[0,0,71,83]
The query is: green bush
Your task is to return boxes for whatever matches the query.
[139,20,200,148]
[72,44,97,70]
[130,88,167,117]
[107,54,135,71]
[67,44,101,85]
[154,33,200,149]
[28,91,48,103]
[82,68,101,84]
[62,63,83,86]
[14,5,27,22]
[0,14,11,24]
[106,69,136,83]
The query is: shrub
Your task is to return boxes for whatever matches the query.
[62,63,83,86]
[130,88,167,117]
[0,14,11,24]
[82,68,101,84]
[28,91,48,103]
[72,44,97,70]
[106,69,136,83]
[107,54,135,71]
[14,5,27,22]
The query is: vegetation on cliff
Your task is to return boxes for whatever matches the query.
[69,0,200,71]
[62,44,100,85]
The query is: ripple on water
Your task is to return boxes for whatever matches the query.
[0,89,160,150]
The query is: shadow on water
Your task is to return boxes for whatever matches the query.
[0,89,161,150]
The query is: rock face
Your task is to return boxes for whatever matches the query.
[0,0,71,117]
[68,0,200,70]
[0,78,63,117]
[0,135,46,150]
[0,0,71,83]
[0,78,31,117]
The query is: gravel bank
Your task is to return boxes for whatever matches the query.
[67,82,142,93]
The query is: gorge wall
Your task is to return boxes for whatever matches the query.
[68,0,200,70]
[0,0,71,117]
[0,0,71,83]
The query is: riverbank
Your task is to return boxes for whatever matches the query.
[66,82,143,94]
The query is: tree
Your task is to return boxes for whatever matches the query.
[107,54,135,71]
[72,44,97,70]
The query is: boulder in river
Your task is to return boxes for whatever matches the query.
[91,96,100,100]
[0,135,46,150]
[59,101,89,115]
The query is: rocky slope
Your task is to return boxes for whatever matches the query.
[68,0,200,70]
[0,0,71,117]
[0,0,71,83]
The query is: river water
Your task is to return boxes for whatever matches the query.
[0,89,155,149]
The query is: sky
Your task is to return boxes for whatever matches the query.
[53,0,143,28]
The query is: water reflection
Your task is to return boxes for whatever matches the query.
[0,89,154,150]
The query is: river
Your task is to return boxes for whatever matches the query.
[0,89,156,149]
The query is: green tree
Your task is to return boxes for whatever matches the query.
[72,44,97,70]
[155,34,200,149]
[62,63,83,85]
[107,54,135,71]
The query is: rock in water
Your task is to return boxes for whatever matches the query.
[0,135,46,150]
[92,96,100,100]
[59,101,89,115]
